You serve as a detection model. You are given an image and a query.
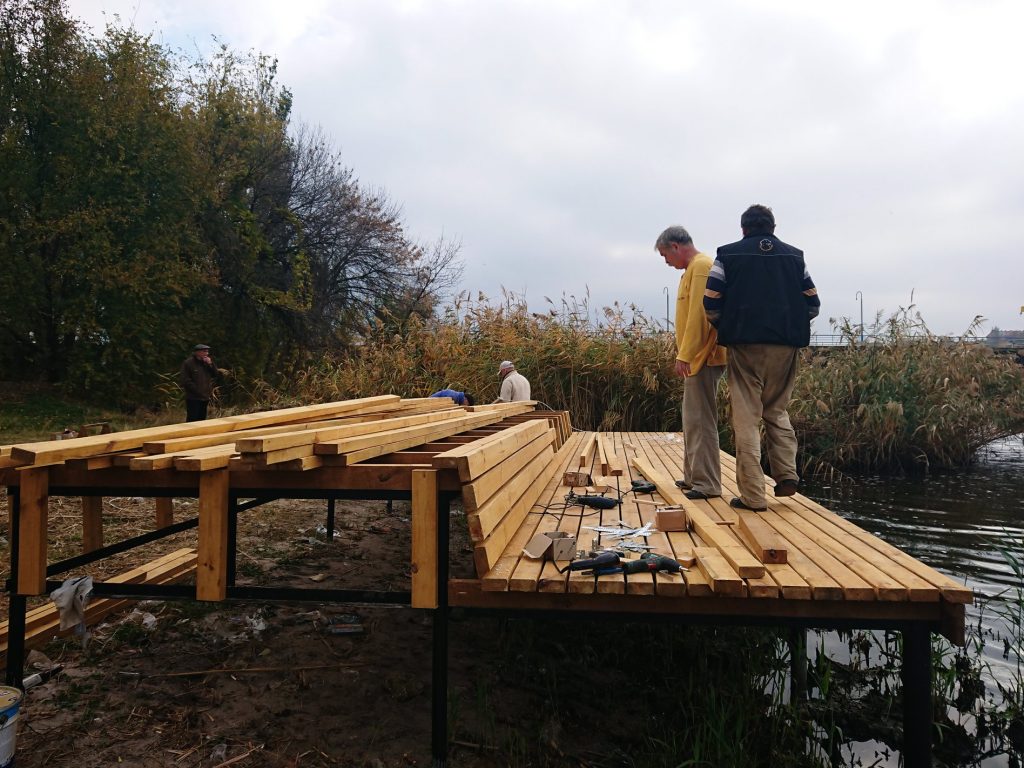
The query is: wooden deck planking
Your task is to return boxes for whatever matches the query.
[506,433,587,592]
[640,432,799,596]
[630,432,723,596]
[2,404,968,647]
[717,453,945,602]
[657,435,894,601]
[483,431,586,591]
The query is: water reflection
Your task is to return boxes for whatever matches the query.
[803,435,1024,766]
[805,435,1024,601]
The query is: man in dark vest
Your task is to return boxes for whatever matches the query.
[703,205,820,511]
[180,344,219,422]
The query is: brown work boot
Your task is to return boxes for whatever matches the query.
[774,479,799,497]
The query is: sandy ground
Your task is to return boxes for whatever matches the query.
[3,495,642,768]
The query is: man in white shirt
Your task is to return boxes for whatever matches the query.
[493,360,531,403]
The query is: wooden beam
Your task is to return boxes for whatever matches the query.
[81,496,103,553]
[196,470,230,601]
[432,421,548,481]
[462,430,554,512]
[235,409,463,454]
[9,395,401,467]
[155,497,173,528]
[17,467,49,595]
[411,469,439,609]
[736,512,788,564]
[467,444,556,540]
[577,432,597,469]
[630,456,765,579]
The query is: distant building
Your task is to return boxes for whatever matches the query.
[985,328,1024,347]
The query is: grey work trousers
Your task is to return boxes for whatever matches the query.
[727,344,800,508]
[681,364,725,496]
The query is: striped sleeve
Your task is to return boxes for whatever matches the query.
[802,266,820,320]
[703,258,726,326]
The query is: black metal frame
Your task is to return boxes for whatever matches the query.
[4,481,937,768]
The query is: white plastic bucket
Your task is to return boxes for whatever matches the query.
[0,686,22,768]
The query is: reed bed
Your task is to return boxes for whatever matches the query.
[790,310,1024,472]
[262,296,1024,474]
[260,293,683,432]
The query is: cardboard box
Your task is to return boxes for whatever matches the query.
[523,531,577,562]
[562,471,591,487]
[655,507,688,532]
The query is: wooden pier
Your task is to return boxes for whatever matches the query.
[1,398,970,767]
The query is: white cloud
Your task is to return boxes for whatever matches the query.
[67,0,1024,333]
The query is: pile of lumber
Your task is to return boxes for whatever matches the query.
[0,396,544,474]
[431,419,565,576]
[0,548,197,664]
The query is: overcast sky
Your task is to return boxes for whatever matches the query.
[69,0,1024,336]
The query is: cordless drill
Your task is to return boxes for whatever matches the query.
[621,553,684,575]
[560,550,621,574]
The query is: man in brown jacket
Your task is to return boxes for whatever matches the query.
[180,344,219,422]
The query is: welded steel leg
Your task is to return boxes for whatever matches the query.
[431,493,450,767]
[5,487,26,688]
[789,627,807,704]
[227,494,238,587]
[902,624,933,768]
[326,497,336,540]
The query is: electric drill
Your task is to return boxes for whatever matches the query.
[621,553,683,575]
[560,550,621,574]
[565,491,619,510]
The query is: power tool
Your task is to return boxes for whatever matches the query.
[630,479,657,494]
[559,550,622,574]
[621,553,684,575]
[565,491,619,510]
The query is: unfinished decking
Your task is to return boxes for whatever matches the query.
[450,430,970,643]
[2,400,966,766]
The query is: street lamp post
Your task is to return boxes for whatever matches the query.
[855,291,864,343]
[663,286,671,332]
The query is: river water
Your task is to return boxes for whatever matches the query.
[803,434,1024,766]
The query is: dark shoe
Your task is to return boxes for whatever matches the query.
[774,479,799,497]
[685,489,720,500]
[674,479,693,490]
[730,497,767,512]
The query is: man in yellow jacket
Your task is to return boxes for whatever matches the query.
[656,226,728,499]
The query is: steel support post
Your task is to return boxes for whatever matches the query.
[431,492,450,768]
[227,493,239,587]
[5,487,26,688]
[789,626,807,704]
[902,623,933,768]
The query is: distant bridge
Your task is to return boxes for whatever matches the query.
[809,334,1024,361]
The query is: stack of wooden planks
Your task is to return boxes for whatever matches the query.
[1,396,541,474]
[0,548,197,663]
[431,419,561,576]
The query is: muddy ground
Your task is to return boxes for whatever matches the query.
[3,495,672,768]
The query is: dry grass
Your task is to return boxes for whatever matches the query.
[262,296,1024,474]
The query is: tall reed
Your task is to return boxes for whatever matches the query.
[260,296,1024,473]
[789,308,1024,472]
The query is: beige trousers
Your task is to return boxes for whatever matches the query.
[681,364,725,496]
[727,345,800,508]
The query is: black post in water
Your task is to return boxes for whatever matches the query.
[326,498,336,540]
[431,493,450,767]
[226,493,238,587]
[789,626,807,704]
[902,623,933,768]
[5,487,26,688]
